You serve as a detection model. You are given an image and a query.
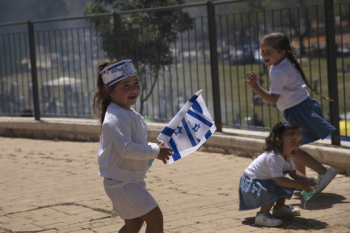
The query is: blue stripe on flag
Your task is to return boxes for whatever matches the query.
[197,138,201,143]
[161,126,175,137]
[191,100,203,114]
[182,118,197,147]
[169,138,181,161]
[187,110,213,127]
[169,138,179,153]
[205,130,212,140]
[189,94,199,103]
[172,152,181,161]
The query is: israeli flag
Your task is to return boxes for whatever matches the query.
[157,90,216,164]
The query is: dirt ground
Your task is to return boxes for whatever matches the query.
[0,136,350,233]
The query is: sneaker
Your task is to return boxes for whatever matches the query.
[272,205,300,217]
[255,212,282,227]
[314,167,337,195]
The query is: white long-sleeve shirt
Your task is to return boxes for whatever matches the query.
[98,103,159,183]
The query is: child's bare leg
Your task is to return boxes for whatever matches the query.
[275,196,286,207]
[140,206,163,233]
[293,149,327,175]
[293,159,306,176]
[259,200,276,213]
[119,217,144,233]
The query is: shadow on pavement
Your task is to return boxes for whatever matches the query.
[242,216,328,230]
[292,191,349,210]
[241,191,348,230]
[0,228,58,233]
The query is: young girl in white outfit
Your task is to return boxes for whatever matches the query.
[93,59,172,233]
[239,121,316,227]
[245,32,337,195]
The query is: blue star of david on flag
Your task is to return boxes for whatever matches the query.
[192,123,200,132]
[157,90,216,164]
[174,126,182,136]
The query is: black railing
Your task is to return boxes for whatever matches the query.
[0,0,348,145]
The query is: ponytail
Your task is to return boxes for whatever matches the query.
[285,51,332,101]
[262,32,332,101]
[93,60,123,126]
[92,61,110,127]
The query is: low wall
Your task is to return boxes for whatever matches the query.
[1,117,349,176]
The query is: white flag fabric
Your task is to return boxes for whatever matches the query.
[157,90,216,164]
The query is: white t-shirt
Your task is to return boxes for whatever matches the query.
[244,150,296,180]
[269,58,309,112]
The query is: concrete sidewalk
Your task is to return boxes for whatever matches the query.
[0,137,350,233]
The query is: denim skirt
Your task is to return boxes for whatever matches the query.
[239,173,295,211]
[283,98,335,145]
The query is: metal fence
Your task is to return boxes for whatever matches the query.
[0,0,348,145]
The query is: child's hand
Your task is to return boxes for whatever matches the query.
[301,179,317,192]
[245,71,258,89]
[157,142,173,164]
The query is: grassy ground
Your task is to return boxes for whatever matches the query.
[156,56,350,129]
[1,56,350,130]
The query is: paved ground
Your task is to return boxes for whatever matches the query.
[0,137,349,233]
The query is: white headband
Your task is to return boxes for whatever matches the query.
[100,59,137,86]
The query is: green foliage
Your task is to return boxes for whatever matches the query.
[83,0,193,114]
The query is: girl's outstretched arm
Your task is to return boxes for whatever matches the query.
[288,170,307,180]
[245,71,280,105]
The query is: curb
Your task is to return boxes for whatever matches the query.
[0,116,349,175]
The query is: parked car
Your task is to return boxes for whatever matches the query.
[229,44,264,65]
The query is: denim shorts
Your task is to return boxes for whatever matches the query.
[239,173,294,211]
[284,98,335,145]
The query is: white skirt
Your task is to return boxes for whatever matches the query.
[103,177,158,220]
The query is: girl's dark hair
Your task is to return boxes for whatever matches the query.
[262,32,332,101]
[92,60,120,127]
[264,121,302,154]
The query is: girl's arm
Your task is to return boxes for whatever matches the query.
[273,176,315,192]
[156,141,173,164]
[245,71,280,104]
[288,170,308,180]
[106,113,161,161]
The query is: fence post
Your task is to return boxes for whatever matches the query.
[324,0,340,145]
[207,1,222,132]
[113,11,121,60]
[27,21,40,121]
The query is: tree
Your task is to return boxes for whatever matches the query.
[83,0,193,115]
